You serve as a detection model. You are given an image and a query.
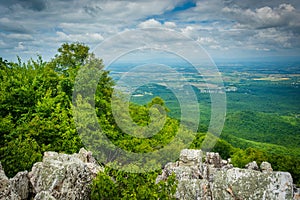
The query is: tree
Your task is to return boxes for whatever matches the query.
[52,42,90,74]
[91,167,177,200]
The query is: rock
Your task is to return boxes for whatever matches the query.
[294,185,300,200]
[179,149,202,166]
[212,168,293,199]
[156,149,203,183]
[245,161,259,170]
[28,148,103,200]
[1,148,298,200]
[0,162,20,200]
[1,149,102,200]
[158,149,296,200]
[260,161,273,173]
[34,191,56,200]
[10,171,31,199]
[205,152,221,168]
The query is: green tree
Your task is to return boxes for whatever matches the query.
[91,167,177,200]
[52,42,90,74]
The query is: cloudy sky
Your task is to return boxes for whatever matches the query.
[0,0,300,63]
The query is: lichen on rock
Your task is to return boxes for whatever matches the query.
[158,149,296,200]
[0,148,103,200]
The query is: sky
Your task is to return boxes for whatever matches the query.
[0,0,300,63]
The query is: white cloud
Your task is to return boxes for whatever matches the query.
[138,19,177,29]
[4,33,33,41]
[251,28,293,48]
[15,42,25,50]
[197,37,218,45]
[0,40,7,48]
[180,26,196,38]
[138,19,162,28]
[164,21,176,28]
[222,3,297,29]
[0,0,299,61]
[55,31,104,43]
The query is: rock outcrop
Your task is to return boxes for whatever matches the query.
[0,148,102,200]
[157,149,296,200]
[0,163,20,200]
[1,148,299,200]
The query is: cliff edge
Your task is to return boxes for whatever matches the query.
[1,148,299,199]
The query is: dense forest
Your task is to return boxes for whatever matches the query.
[0,43,299,199]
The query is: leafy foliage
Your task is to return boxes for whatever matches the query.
[91,167,177,200]
[0,43,180,198]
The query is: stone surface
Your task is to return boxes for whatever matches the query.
[205,152,222,168]
[261,161,273,173]
[245,161,259,170]
[294,186,300,200]
[1,149,299,200]
[158,149,296,200]
[0,162,20,200]
[29,148,103,200]
[34,191,56,200]
[10,171,31,200]
[0,148,102,200]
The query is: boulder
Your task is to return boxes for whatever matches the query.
[245,161,259,170]
[0,162,20,200]
[294,186,300,200]
[159,149,295,200]
[205,152,221,168]
[260,161,273,173]
[28,148,103,199]
[10,171,32,199]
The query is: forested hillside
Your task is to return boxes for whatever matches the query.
[0,43,299,200]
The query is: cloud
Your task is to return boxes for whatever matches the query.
[138,19,177,29]
[197,36,218,45]
[222,3,299,30]
[0,0,299,61]
[0,17,32,34]
[164,21,177,28]
[138,19,162,28]
[180,26,197,38]
[55,31,104,43]
[250,28,294,48]
[3,33,33,40]
[0,0,47,12]
[15,42,25,50]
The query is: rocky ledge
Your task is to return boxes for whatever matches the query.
[0,148,103,200]
[157,149,300,200]
[0,148,299,200]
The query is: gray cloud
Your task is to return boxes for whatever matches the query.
[222,3,299,30]
[0,0,299,61]
[0,19,32,34]
[223,0,300,10]
[0,0,47,11]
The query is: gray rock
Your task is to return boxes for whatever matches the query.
[1,149,102,200]
[0,162,20,200]
[245,161,259,170]
[34,191,56,200]
[28,148,103,200]
[179,149,202,166]
[159,149,296,200]
[294,186,300,200]
[2,148,298,200]
[261,161,273,173]
[157,149,203,183]
[205,152,221,168]
[10,171,31,200]
[212,168,293,199]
